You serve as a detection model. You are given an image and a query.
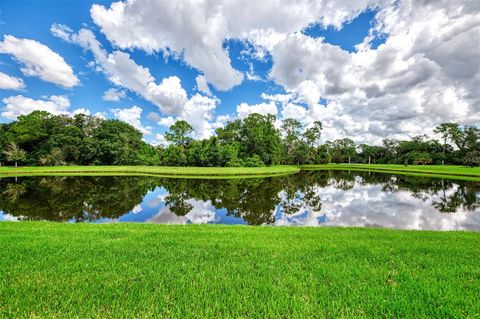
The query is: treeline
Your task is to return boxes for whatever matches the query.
[0,110,479,167]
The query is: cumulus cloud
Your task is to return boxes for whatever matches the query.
[111,105,151,134]
[89,0,385,91]
[0,72,25,90]
[0,35,79,88]
[180,94,218,139]
[102,88,126,101]
[1,95,70,120]
[52,26,188,115]
[195,75,212,96]
[265,1,480,143]
[148,94,219,139]
[236,101,277,119]
[48,1,480,143]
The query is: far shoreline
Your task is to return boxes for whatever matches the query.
[0,164,479,181]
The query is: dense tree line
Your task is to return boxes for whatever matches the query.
[0,110,479,167]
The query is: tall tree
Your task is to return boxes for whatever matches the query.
[434,123,461,165]
[165,120,194,147]
[281,118,302,164]
[242,113,281,165]
[303,121,323,147]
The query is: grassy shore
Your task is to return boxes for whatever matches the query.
[0,165,300,179]
[0,222,479,318]
[302,164,480,181]
[1,164,479,180]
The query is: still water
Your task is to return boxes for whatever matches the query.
[0,171,479,230]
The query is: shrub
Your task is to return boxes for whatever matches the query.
[242,155,265,167]
[463,151,480,167]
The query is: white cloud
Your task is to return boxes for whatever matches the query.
[147,112,176,127]
[179,94,218,139]
[195,75,212,96]
[151,133,168,146]
[102,88,126,101]
[281,103,308,122]
[265,1,480,144]
[1,95,70,120]
[50,23,74,42]
[111,105,151,134]
[45,1,480,143]
[236,101,277,119]
[53,27,188,115]
[148,94,219,139]
[0,72,25,90]
[0,35,79,88]
[89,0,384,91]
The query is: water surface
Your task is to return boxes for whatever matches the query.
[0,171,479,230]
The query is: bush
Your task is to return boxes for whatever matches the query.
[463,151,480,167]
[242,155,265,167]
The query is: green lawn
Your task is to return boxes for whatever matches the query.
[0,165,300,179]
[1,164,480,180]
[0,222,479,318]
[302,164,480,181]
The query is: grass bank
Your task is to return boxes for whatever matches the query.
[0,165,300,179]
[0,222,478,318]
[302,164,480,181]
[0,164,479,180]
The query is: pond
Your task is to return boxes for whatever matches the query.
[0,171,479,230]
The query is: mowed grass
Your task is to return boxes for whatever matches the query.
[0,165,300,179]
[1,222,479,318]
[1,164,480,181]
[303,164,480,181]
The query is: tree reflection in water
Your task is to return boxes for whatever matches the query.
[0,171,478,224]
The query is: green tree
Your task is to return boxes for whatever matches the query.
[4,143,27,167]
[242,113,281,165]
[303,121,322,147]
[328,138,356,163]
[463,151,480,167]
[38,147,66,166]
[434,122,461,165]
[165,120,193,147]
[280,118,302,164]
[92,120,143,165]
[303,121,322,164]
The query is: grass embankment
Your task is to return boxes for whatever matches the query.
[0,222,479,318]
[1,164,480,180]
[0,165,300,179]
[302,164,480,181]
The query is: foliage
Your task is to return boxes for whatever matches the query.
[463,151,480,167]
[4,143,27,166]
[164,120,193,147]
[0,110,478,167]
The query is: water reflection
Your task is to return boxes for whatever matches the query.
[0,171,479,230]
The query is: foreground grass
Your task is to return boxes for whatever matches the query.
[1,222,479,318]
[0,165,300,179]
[303,164,480,181]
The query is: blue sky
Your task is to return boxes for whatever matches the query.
[0,0,478,144]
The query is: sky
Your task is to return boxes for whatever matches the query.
[0,0,479,145]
